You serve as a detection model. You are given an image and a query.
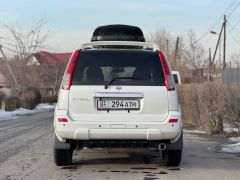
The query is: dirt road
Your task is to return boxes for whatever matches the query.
[0,111,240,180]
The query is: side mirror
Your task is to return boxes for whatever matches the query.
[173,74,179,84]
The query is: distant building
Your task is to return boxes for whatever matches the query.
[190,67,223,83]
[0,68,12,97]
[27,51,72,66]
[0,72,6,88]
[26,51,72,95]
[222,68,240,84]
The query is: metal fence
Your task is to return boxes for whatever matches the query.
[222,68,240,84]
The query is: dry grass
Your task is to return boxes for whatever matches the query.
[224,85,240,132]
[19,87,42,110]
[41,96,58,103]
[178,82,227,134]
[0,91,6,110]
[178,84,200,127]
[5,96,20,111]
[0,91,6,99]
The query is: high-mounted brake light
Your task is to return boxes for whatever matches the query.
[158,51,175,91]
[61,50,81,90]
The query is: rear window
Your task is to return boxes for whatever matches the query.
[72,50,165,86]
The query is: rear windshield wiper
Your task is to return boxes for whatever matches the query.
[105,77,144,89]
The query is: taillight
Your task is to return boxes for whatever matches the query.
[58,118,68,122]
[61,50,81,90]
[168,119,178,123]
[158,51,175,91]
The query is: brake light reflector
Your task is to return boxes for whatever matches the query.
[58,118,68,122]
[169,119,178,123]
[61,50,81,90]
[158,51,175,91]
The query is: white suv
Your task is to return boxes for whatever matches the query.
[54,25,182,166]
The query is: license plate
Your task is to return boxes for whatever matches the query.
[97,99,140,110]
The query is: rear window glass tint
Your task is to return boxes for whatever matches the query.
[72,50,165,86]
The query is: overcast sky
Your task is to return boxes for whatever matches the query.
[0,0,240,56]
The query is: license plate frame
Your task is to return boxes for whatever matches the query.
[97,99,140,111]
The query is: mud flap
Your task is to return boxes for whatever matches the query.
[167,130,183,150]
[54,135,70,150]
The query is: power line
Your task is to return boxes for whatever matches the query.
[228,24,239,39]
[228,1,240,18]
[227,26,240,44]
[232,19,240,30]
[227,21,240,39]
[228,32,240,44]
[195,0,239,43]
[195,17,223,43]
[224,0,240,14]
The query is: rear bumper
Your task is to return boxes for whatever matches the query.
[54,110,182,143]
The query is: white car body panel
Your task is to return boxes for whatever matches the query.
[54,109,182,142]
[54,41,182,144]
[68,86,169,122]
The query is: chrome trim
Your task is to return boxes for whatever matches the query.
[94,92,144,98]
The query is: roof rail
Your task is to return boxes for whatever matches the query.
[81,41,159,51]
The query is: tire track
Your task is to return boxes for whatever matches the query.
[0,125,53,164]
[0,112,54,164]
[0,112,53,131]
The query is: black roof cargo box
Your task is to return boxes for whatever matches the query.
[91,24,145,42]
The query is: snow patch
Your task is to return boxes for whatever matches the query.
[228,137,240,142]
[0,110,17,120]
[223,122,239,133]
[220,143,240,153]
[183,129,207,134]
[35,103,56,111]
[0,103,55,121]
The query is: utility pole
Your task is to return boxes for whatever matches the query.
[209,48,212,65]
[219,37,221,63]
[223,15,227,69]
[209,48,212,81]
[0,45,20,91]
[166,39,169,60]
[174,37,179,70]
[212,22,224,66]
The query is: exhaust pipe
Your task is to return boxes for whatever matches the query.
[158,143,167,151]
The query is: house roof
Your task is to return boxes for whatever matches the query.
[33,51,72,65]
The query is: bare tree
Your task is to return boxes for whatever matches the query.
[183,30,206,69]
[149,29,194,82]
[1,18,48,61]
[148,28,173,53]
[0,19,49,90]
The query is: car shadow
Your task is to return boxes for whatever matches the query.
[71,150,163,166]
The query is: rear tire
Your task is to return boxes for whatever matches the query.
[54,148,73,166]
[163,150,182,166]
